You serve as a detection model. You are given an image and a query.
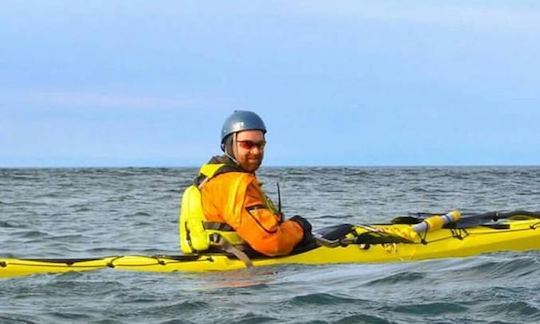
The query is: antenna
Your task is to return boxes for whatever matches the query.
[277,182,282,214]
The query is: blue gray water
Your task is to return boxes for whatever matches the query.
[1,167,540,323]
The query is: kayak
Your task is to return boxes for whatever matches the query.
[1,211,539,279]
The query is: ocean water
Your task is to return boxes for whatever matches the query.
[1,166,540,323]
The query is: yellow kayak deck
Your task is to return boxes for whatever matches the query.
[2,217,539,279]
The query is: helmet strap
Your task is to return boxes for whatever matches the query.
[223,132,240,165]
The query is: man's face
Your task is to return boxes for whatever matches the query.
[234,130,266,173]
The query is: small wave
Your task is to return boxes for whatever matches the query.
[9,200,47,207]
[83,247,140,254]
[4,174,39,181]
[49,273,125,291]
[74,207,92,212]
[334,314,392,324]
[389,301,469,315]
[445,254,540,279]
[0,314,39,324]
[51,234,85,241]
[233,313,277,324]
[34,192,64,199]
[46,312,93,321]
[105,195,136,202]
[483,301,540,322]
[123,300,211,322]
[127,212,152,217]
[153,300,209,313]
[0,220,25,228]
[289,292,360,306]
[15,230,50,239]
[133,221,153,227]
[364,271,426,286]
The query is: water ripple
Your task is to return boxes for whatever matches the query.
[1,167,540,323]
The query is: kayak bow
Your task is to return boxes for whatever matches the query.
[1,211,539,279]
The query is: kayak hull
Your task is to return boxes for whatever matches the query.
[112,218,540,271]
[2,218,539,279]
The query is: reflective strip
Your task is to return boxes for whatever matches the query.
[246,204,266,211]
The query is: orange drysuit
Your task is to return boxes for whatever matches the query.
[201,170,304,257]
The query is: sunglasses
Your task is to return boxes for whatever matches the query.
[237,140,267,150]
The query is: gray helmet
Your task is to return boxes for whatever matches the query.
[221,110,267,143]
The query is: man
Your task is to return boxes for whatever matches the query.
[179,110,312,258]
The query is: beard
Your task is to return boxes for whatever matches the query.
[241,155,263,172]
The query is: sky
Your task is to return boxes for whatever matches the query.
[1,1,540,167]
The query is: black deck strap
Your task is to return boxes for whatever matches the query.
[454,210,540,229]
[106,256,122,268]
[355,231,414,245]
[315,224,419,247]
[391,216,423,225]
[152,255,204,262]
[480,224,511,230]
[419,230,428,245]
[21,257,105,265]
[291,238,320,254]
[499,210,540,219]
[315,224,354,241]
[393,210,540,228]
[151,256,166,265]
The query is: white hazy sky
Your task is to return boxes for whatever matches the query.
[2,1,539,167]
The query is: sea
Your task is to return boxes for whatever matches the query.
[1,167,540,324]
